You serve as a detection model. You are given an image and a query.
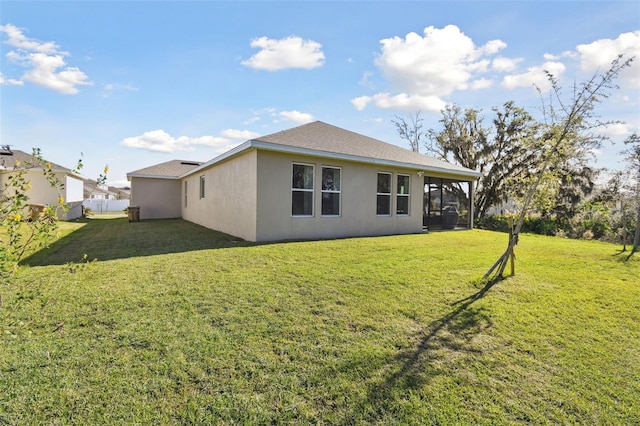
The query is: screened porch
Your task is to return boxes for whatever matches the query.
[423,177,473,231]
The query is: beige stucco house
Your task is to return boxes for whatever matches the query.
[0,147,85,220]
[127,121,482,242]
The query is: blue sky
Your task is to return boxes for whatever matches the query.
[1,1,639,187]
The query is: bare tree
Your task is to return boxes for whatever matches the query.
[485,55,634,280]
[392,112,424,153]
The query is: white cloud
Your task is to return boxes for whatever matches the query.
[242,36,325,71]
[481,39,507,55]
[121,130,234,153]
[351,96,372,111]
[492,56,522,72]
[351,92,447,113]
[502,61,566,91]
[0,23,59,53]
[575,31,640,88]
[220,129,260,140]
[101,83,139,98]
[353,25,512,112]
[279,110,314,124]
[601,122,633,138]
[0,23,92,94]
[243,116,261,125]
[0,72,23,86]
[359,70,375,88]
[469,78,493,90]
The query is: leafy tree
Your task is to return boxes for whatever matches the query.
[1,149,107,281]
[548,160,599,225]
[1,149,67,280]
[425,101,541,219]
[621,133,640,251]
[485,55,634,280]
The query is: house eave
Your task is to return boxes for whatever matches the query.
[178,140,481,180]
[178,140,253,178]
[0,166,84,180]
[126,173,183,181]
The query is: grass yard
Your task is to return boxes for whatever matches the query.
[1,218,639,424]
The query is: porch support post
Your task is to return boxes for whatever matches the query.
[469,179,475,230]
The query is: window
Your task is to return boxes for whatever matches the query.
[376,172,391,215]
[199,176,205,199]
[321,167,341,216]
[292,163,314,216]
[184,181,188,207]
[396,174,410,215]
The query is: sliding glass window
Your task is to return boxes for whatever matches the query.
[321,167,341,216]
[376,172,392,215]
[396,174,410,215]
[292,163,314,216]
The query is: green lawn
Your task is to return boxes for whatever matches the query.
[2,218,639,424]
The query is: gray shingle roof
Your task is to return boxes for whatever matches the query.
[132,121,481,180]
[127,159,203,179]
[252,121,480,177]
[0,149,75,173]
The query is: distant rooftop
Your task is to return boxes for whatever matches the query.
[0,148,76,174]
[127,159,203,179]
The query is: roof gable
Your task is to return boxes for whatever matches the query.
[251,121,480,177]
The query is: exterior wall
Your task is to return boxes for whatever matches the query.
[254,150,424,242]
[22,171,61,205]
[0,170,70,205]
[181,150,258,241]
[65,175,84,202]
[130,177,182,219]
[0,170,85,220]
[63,201,84,220]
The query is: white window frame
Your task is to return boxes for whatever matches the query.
[321,166,341,217]
[376,172,392,216]
[184,181,188,207]
[291,163,314,217]
[396,174,410,216]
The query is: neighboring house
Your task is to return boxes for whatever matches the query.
[0,147,84,220]
[84,179,111,200]
[127,160,203,219]
[127,121,482,242]
[108,186,131,200]
[83,179,130,200]
[82,179,131,213]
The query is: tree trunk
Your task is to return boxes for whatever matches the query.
[634,187,640,251]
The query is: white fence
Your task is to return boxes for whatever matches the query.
[82,199,130,213]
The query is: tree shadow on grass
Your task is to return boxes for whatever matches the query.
[612,247,637,262]
[353,278,499,422]
[22,218,254,266]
